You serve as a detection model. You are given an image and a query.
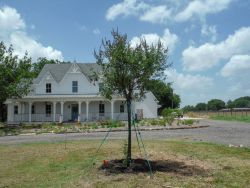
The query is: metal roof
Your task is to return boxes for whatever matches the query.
[33,63,101,84]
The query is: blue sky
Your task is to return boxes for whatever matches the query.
[0,0,250,106]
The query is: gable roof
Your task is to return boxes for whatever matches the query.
[34,63,101,84]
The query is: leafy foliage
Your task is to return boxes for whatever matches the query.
[207,99,225,111]
[0,42,34,121]
[146,80,181,113]
[0,41,64,121]
[195,103,207,111]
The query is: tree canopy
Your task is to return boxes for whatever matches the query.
[146,79,180,113]
[0,42,35,121]
[195,103,207,111]
[94,30,170,166]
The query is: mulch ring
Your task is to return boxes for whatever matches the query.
[99,158,210,177]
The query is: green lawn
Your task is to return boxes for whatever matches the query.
[0,140,249,188]
[210,115,250,123]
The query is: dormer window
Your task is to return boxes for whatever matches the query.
[46,83,51,93]
[72,81,78,93]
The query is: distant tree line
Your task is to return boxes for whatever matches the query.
[183,96,250,112]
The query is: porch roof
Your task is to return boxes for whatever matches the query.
[5,94,125,103]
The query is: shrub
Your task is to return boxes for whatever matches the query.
[165,116,174,126]
[161,108,183,118]
[150,119,158,126]
[182,119,194,125]
[0,129,5,136]
[158,119,166,126]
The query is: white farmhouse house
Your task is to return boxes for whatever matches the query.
[5,63,158,123]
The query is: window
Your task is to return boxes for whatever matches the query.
[99,83,104,92]
[99,103,105,114]
[72,81,78,93]
[46,83,51,93]
[120,104,124,113]
[14,105,18,114]
[32,105,35,114]
[45,104,51,116]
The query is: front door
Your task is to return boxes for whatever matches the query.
[71,104,78,121]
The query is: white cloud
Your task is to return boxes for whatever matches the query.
[221,55,250,77]
[106,0,148,20]
[130,29,178,53]
[0,6,25,32]
[166,69,213,91]
[0,6,63,61]
[182,27,250,72]
[165,68,214,106]
[106,0,233,25]
[175,0,232,22]
[201,24,217,42]
[93,28,101,35]
[139,5,172,24]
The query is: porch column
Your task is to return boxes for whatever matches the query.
[86,100,89,121]
[111,100,114,120]
[78,101,82,123]
[28,102,32,122]
[53,101,56,122]
[60,101,64,123]
[7,102,14,122]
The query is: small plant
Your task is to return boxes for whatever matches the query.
[158,119,166,126]
[165,116,174,126]
[0,129,5,136]
[150,119,158,126]
[182,119,194,125]
[122,140,128,166]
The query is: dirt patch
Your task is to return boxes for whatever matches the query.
[99,158,210,177]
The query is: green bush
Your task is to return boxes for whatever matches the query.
[150,119,158,126]
[0,129,5,136]
[182,119,194,125]
[161,108,183,118]
[158,119,166,126]
[165,116,174,126]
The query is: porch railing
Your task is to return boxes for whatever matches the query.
[13,113,60,122]
[14,113,128,122]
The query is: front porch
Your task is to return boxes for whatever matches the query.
[6,97,128,123]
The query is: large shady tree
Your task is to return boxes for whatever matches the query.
[0,42,34,121]
[94,30,170,166]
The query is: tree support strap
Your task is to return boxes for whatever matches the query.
[133,120,153,178]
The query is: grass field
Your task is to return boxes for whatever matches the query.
[0,139,250,188]
[210,115,250,123]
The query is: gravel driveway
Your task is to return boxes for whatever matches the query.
[0,119,249,147]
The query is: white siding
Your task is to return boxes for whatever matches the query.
[35,71,99,95]
[134,92,158,118]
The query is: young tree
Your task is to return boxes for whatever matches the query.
[94,30,170,166]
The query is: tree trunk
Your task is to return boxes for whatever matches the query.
[126,99,132,167]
